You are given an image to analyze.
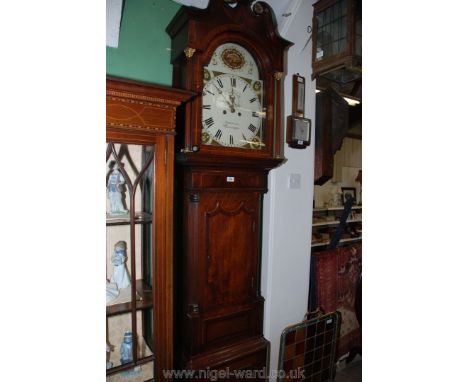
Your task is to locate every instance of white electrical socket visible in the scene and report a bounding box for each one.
[288,173,301,189]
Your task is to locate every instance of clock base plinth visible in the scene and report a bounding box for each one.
[181,337,270,381]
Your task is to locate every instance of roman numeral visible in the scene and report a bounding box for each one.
[230,135,234,145]
[252,111,259,117]
[216,78,224,88]
[243,84,247,92]
[205,89,214,95]
[248,124,256,133]
[249,97,256,103]
[204,117,214,128]
[215,129,222,139]
[231,77,236,87]
[203,105,211,110]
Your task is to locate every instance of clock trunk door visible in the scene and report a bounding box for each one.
[194,192,262,349]
[202,193,259,311]
[200,193,259,313]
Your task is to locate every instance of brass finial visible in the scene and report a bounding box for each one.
[184,47,196,58]
[253,2,265,15]
[274,72,284,80]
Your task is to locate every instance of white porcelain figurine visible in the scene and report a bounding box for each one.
[120,331,133,365]
[106,342,113,369]
[107,162,128,215]
[106,279,119,303]
[111,241,131,289]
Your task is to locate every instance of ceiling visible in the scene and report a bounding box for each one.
[171,0,319,24]
[171,0,295,12]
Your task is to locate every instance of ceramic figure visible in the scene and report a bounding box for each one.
[120,331,133,365]
[111,241,131,289]
[106,342,113,369]
[333,192,342,207]
[106,279,119,303]
[107,162,128,215]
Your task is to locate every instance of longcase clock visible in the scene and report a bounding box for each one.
[166,0,292,376]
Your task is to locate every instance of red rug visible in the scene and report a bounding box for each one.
[314,244,362,357]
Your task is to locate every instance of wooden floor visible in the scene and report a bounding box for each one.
[334,356,361,382]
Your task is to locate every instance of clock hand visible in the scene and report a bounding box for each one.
[231,87,239,105]
[228,87,240,113]
[213,84,235,112]
[229,94,236,111]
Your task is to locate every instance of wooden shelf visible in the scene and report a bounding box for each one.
[311,236,362,248]
[106,212,152,226]
[106,354,155,376]
[106,280,153,317]
[313,205,362,212]
[312,218,362,227]
[312,204,362,248]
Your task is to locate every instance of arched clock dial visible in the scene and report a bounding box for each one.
[202,42,264,149]
[202,74,262,148]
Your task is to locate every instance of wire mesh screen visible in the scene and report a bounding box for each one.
[277,311,341,382]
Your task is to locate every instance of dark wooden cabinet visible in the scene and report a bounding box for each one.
[311,0,362,100]
[314,87,349,185]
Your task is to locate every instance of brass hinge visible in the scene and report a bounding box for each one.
[187,304,200,315]
[189,193,200,203]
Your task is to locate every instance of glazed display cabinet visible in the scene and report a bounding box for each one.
[106,77,193,381]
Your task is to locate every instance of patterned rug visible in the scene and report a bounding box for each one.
[314,244,362,357]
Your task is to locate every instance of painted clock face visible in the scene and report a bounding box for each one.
[202,43,265,149]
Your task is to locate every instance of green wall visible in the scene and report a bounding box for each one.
[106,0,181,86]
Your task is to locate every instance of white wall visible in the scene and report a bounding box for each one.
[261,0,317,378]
